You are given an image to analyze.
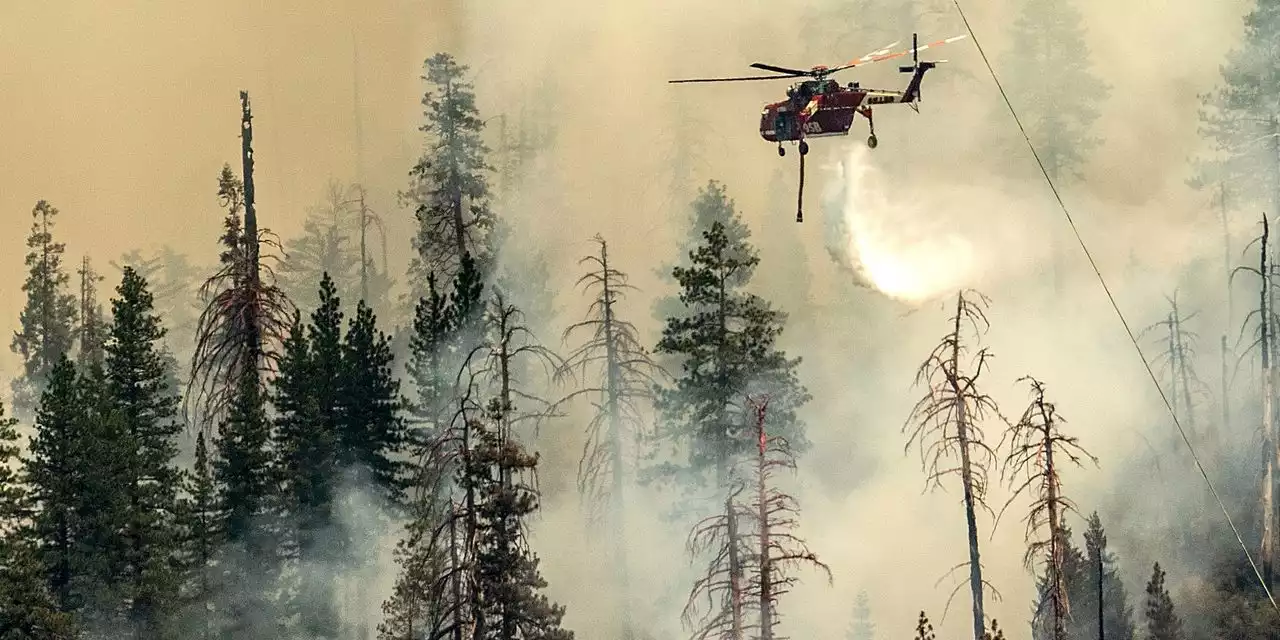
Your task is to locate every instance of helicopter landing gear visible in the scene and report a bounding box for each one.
[799,140,809,155]
[860,105,878,150]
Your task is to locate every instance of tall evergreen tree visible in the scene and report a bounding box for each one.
[76,255,107,372]
[1003,377,1097,640]
[998,0,1109,183]
[997,0,1109,292]
[468,400,574,640]
[340,298,409,503]
[274,275,346,639]
[651,181,753,330]
[1076,513,1135,640]
[847,590,875,640]
[652,191,810,493]
[25,357,127,626]
[177,431,221,639]
[278,180,364,310]
[11,200,79,420]
[402,53,499,300]
[0,398,74,637]
[1143,563,1182,640]
[1194,0,1280,215]
[111,245,204,356]
[104,266,186,636]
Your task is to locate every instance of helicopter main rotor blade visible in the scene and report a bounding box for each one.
[749,62,814,76]
[826,34,968,74]
[669,73,804,84]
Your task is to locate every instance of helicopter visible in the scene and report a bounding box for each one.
[668,33,966,222]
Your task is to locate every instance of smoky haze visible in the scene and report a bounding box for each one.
[0,0,1268,638]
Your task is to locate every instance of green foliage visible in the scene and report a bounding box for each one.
[25,358,129,625]
[1143,563,1183,640]
[997,0,1109,182]
[468,401,574,640]
[1195,0,1280,207]
[11,200,79,420]
[652,180,753,328]
[402,53,499,298]
[0,399,76,638]
[176,431,221,639]
[104,266,186,635]
[652,189,810,491]
[341,299,409,504]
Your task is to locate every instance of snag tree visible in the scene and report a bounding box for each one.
[557,234,667,638]
[903,290,1003,640]
[1000,376,1098,640]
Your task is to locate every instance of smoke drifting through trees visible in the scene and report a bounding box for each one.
[7,0,1280,638]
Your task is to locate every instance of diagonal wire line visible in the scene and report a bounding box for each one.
[947,0,1278,610]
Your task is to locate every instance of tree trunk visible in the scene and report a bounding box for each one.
[600,241,633,638]
[727,495,744,640]
[1261,215,1275,588]
[756,412,773,640]
[951,293,986,640]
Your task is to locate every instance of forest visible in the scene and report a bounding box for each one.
[3,1,1280,639]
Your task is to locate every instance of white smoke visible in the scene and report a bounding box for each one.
[820,143,1036,305]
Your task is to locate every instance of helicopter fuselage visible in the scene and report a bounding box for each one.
[759,85,867,143]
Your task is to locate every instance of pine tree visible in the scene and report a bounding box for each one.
[381,256,489,639]
[25,357,128,624]
[76,256,107,372]
[682,488,751,640]
[103,266,187,636]
[743,396,831,640]
[1029,526,1084,640]
[10,200,79,420]
[1143,563,1182,640]
[111,245,204,356]
[997,0,1109,293]
[340,298,409,504]
[0,399,75,637]
[1194,0,1280,214]
[188,104,295,633]
[653,192,810,493]
[998,0,1108,183]
[210,370,282,639]
[847,590,874,640]
[652,181,753,332]
[177,431,221,639]
[278,180,364,310]
[402,53,499,299]
[469,400,574,640]
[274,276,345,639]
[1077,513,1135,640]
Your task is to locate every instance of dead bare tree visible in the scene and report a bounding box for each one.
[463,290,566,450]
[382,372,487,640]
[184,92,294,431]
[999,376,1098,640]
[743,395,831,640]
[556,234,669,638]
[683,486,753,640]
[1142,290,1213,445]
[904,289,1003,640]
[1230,213,1280,587]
